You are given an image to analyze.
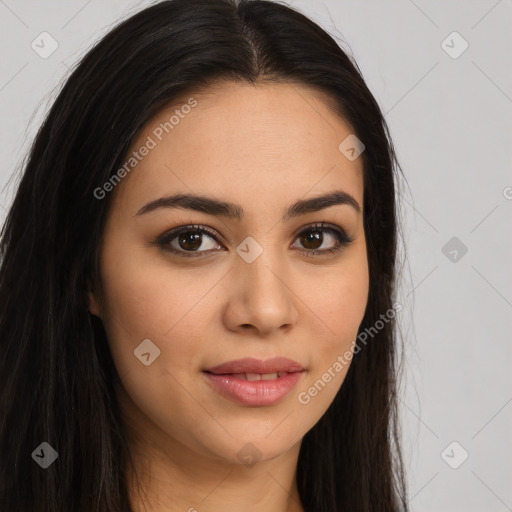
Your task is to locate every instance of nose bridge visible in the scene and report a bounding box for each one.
[231,237,298,330]
[244,248,283,287]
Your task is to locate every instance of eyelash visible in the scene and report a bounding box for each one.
[154,222,353,259]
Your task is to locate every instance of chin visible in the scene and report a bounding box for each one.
[198,428,301,467]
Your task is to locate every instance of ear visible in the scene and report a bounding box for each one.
[86,279,102,318]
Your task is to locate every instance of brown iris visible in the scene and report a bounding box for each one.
[300,230,323,250]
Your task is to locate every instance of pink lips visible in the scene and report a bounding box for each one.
[203,357,305,406]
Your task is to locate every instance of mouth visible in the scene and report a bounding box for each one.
[202,357,306,407]
[207,371,291,381]
[204,356,305,375]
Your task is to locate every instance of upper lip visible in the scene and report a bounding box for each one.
[204,357,305,375]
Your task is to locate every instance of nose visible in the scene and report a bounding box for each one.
[222,248,300,337]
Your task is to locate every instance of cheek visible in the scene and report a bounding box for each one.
[296,246,369,406]
[97,243,211,379]
[306,246,369,347]
[331,270,369,342]
[97,257,217,444]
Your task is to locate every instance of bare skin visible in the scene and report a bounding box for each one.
[88,81,369,512]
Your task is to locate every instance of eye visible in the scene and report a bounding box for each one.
[155,222,353,258]
[291,222,353,256]
[155,224,223,257]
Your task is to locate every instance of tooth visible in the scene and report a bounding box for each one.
[245,373,262,381]
[232,373,247,380]
[261,373,278,380]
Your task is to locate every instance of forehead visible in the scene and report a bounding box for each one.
[111,81,364,219]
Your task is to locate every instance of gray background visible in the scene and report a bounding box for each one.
[1,1,511,510]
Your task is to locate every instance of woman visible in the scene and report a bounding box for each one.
[0,0,409,510]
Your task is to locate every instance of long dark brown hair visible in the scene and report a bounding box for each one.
[0,0,409,510]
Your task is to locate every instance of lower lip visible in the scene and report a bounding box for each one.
[203,371,304,406]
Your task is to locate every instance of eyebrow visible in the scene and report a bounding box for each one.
[135,190,361,220]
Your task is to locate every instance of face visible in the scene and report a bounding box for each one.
[89,81,369,469]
